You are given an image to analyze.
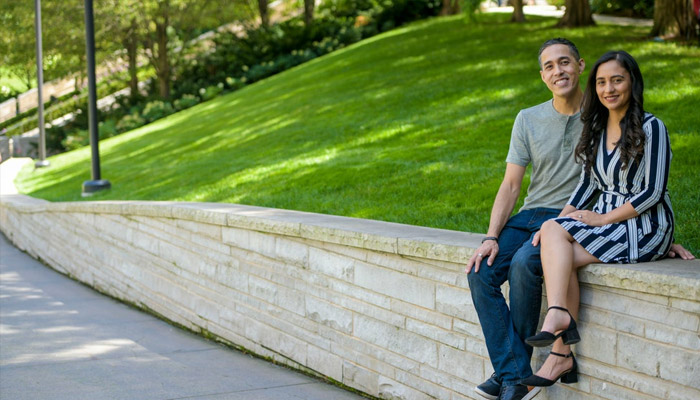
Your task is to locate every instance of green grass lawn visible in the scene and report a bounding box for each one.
[15,13,700,253]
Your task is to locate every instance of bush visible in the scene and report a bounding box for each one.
[198,85,223,102]
[590,0,654,18]
[116,113,146,132]
[173,94,200,111]
[141,100,175,122]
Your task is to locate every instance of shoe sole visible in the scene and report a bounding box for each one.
[474,387,499,400]
[522,386,542,400]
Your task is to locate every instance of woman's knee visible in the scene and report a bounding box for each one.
[540,220,567,242]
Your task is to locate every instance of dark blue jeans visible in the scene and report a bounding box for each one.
[467,208,560,386]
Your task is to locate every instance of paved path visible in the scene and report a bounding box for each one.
[0,232,365,400]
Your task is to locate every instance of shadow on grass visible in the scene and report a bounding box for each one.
[19,14,700,251]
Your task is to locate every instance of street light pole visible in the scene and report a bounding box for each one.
[34,0,49,168]
[81,0,110,196]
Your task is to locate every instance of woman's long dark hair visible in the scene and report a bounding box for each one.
[577,51,645,172]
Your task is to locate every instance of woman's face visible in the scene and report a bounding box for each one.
[595,60,632,115]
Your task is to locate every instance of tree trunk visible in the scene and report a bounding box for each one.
[258,0,269,27]
[557,0,595,27]
[510,0,525,22]
[125,20,139,99]
[156,20,170,99]
[303,0,314,25]
[440,0,461,15]
[652,0,698,40]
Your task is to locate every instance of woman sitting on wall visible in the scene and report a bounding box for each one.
[521,50,680,387]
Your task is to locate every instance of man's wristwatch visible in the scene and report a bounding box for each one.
[482,236,498,244]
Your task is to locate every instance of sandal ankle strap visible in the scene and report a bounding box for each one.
[550,351,574,358]
[547,306,569,312]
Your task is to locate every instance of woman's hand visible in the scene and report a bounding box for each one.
[667,243,696,260]
[566,210,608,227]
[532,231,541,247]
[465,240,499,274]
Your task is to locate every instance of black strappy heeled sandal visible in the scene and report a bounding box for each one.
[525,306,580,347]
[520,351,578,387]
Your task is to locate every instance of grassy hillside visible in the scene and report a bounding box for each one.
[15,13,700,252]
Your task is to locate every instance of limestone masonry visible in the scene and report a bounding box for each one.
[1,194,698,400]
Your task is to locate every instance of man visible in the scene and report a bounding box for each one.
[465,38,692,400]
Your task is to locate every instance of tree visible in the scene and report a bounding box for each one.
[258,0,269,27]
[510,0,525,23]
[440,0,461,16]
[303,0,314,25]
[652,0,698,40]
[557,0,595,27]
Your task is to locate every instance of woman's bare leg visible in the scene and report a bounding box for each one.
[538,221,598,334]
[532,273,580,380]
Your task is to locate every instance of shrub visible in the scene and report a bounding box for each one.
[141,100,174,122]
[198,85,223,102]
[590,0,654,18]
[116,113,146,132]
[173,94,200,111]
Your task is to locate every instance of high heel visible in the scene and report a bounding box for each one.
[525,306,580,347]
[520,351,578,387]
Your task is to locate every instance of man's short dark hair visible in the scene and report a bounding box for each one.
[538,38,580,69]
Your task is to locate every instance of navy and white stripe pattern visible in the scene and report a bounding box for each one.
[555,113,674,263]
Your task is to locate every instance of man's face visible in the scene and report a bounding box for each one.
[539,44,584,99]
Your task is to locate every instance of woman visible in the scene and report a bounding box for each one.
[520,50,675,387]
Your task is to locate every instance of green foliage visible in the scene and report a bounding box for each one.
[116,113,145,132]
[15,14,700,252]
[590,0,654,19]
[173,94,200,111]
[141,100,175,123]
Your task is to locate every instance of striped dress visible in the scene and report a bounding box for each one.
[554,113,674,263]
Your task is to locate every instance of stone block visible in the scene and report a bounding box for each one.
[575,325,617,365]
[438,344,483,381]
[579,306,644,337]
[227,213,301,237]
[581,287,699,331]
[617,333,700,389]
[300,223,398,254]
[378,376,433,400]
[436,284,478,324]
[644,320,700,350]
[397,238,470,264]
[275,236,309,266]
[305,295,353,334]
[327,279,391,309]
[406,318,465,350]
[221,226,250,249]
[308,247,354,281]
[354,261,435,309]
[246,230,277,258]
[394,369,454,400]
[343,361,379,395]
[589,379,659,400]
[354,315,438,368]
[174,219,221,239]
[390,298,452,330]
[307,345,343,382]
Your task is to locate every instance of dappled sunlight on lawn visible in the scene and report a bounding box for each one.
[15,13,700,250]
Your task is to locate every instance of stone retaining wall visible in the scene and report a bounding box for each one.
[1,194,698,400]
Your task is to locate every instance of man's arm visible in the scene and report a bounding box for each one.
[466,163,525,273]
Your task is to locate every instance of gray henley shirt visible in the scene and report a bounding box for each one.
[506,99,583,211]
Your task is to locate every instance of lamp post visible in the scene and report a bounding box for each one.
[81,0,110,196]
[34,0,49,168]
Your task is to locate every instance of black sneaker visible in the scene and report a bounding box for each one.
[474,373,501,400]
[499,384,541,400]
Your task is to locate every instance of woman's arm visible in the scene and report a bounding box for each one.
[628,117,671,214]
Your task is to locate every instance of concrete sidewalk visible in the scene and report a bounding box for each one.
[0,232,366,400]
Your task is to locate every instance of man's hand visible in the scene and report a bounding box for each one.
[466,240,499,274]
[566,209,607,227]
[532,230,541,247]
[667,243,696,260]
